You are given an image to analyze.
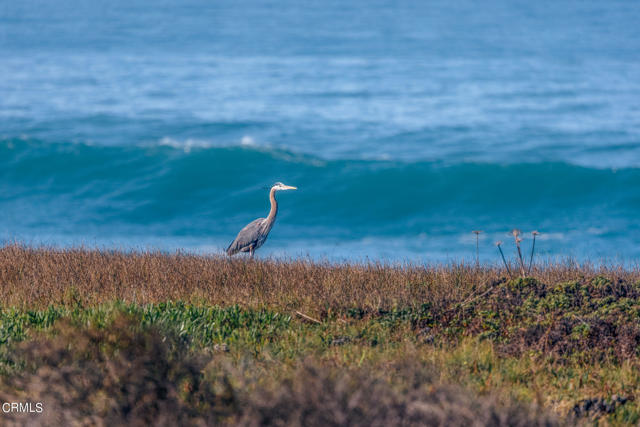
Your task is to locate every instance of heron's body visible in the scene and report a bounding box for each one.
[226,182,296,257]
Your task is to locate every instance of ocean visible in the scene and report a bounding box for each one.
[1,0,640,263]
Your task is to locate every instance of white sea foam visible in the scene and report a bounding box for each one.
[157,135,263,153]
[240,135,256,146]
[536,232,565,241]
[158,137,215,153]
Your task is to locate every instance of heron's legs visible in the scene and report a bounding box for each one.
[249,246,255,258]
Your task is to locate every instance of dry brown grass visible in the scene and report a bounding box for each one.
[1,244,639,316]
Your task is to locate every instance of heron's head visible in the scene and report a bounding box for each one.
[272,182,297,191]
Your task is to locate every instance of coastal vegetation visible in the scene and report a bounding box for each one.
[1,245,640,425]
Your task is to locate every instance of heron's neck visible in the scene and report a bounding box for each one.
[266,188,278,223]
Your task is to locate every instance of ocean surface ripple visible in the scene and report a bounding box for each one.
[1,0,640,261]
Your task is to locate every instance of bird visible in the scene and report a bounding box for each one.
[226,182,297,257]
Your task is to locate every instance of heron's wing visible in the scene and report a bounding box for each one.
[226,218,265,255]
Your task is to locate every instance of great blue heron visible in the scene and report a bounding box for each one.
[226,182,297,257]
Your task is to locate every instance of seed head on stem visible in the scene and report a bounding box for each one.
[512,231,526,277]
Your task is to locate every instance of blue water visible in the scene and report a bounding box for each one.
[1,0,640,262]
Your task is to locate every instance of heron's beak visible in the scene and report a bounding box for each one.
[283,185,297,190]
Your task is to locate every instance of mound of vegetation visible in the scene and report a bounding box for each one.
[0,314,557,426]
